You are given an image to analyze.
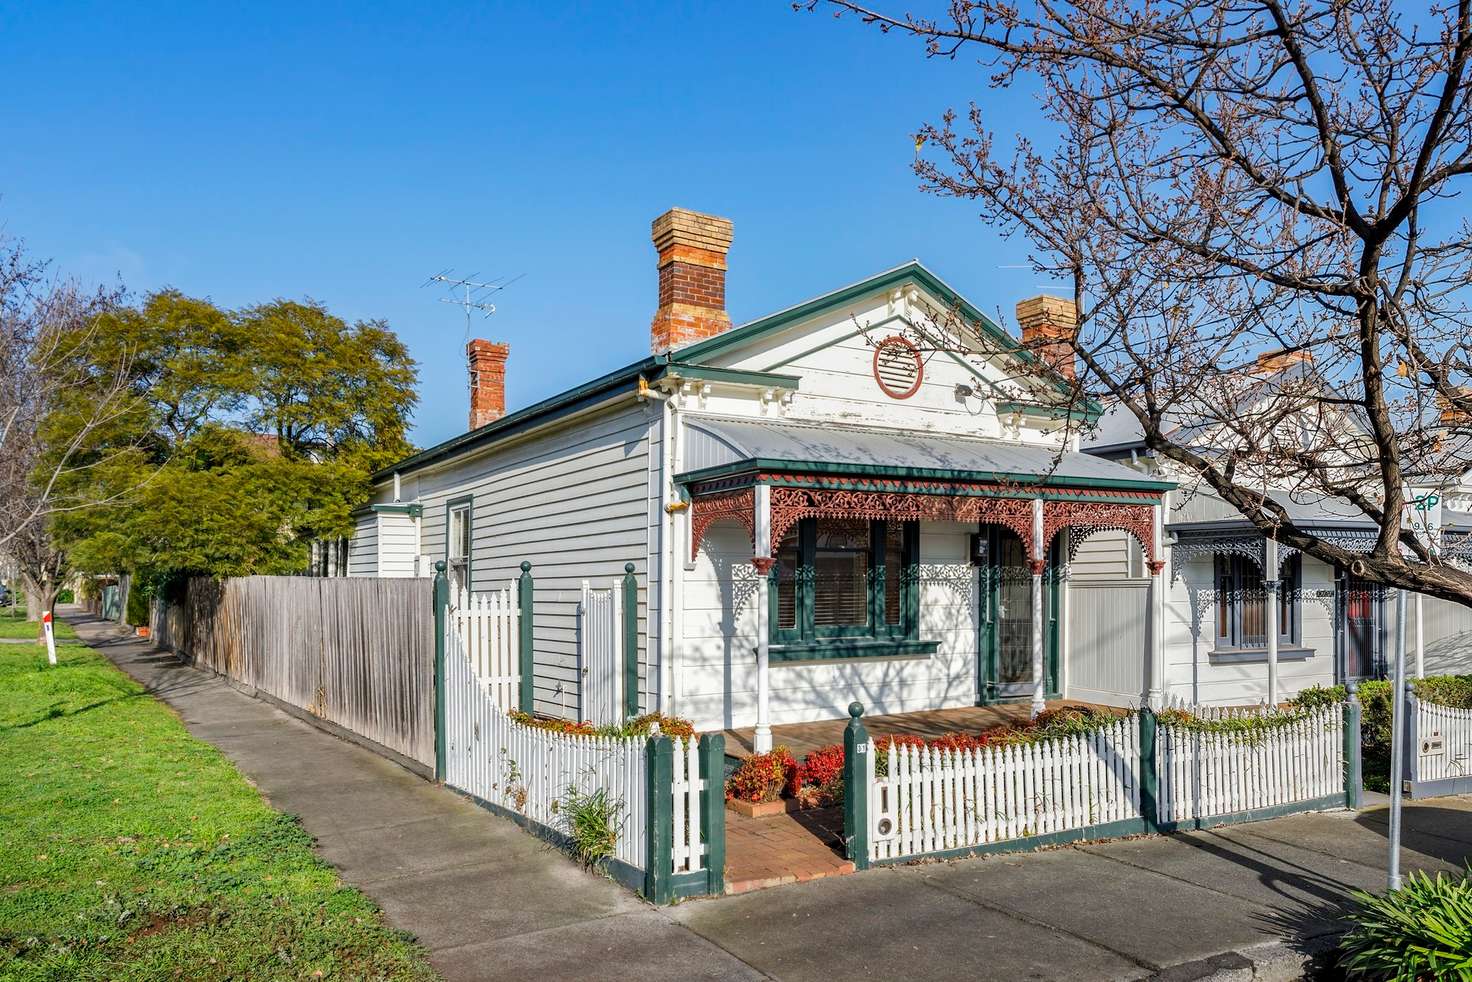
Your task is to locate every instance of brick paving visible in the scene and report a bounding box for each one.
[724,805,854,894]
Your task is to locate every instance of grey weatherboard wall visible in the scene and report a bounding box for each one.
[411,399,658,719]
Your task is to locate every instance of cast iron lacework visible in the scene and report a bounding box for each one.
[910,563,978,599]
[1046,501,1158,568]
[688,486,754,560]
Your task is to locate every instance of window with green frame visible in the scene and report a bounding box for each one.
[770,517,929,657]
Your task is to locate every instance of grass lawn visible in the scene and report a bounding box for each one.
[0,615,77,642]
[0,639,438,981]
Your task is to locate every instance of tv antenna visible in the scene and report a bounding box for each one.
[422,269,524,340]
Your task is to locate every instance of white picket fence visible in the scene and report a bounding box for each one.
[1408,696,1472,785]
[443,622,648,869]
[453,585,519,711]
[867,718,1141,862]
[579,580,623,727]
[1156,705,1343,823]
[670,736,708,875]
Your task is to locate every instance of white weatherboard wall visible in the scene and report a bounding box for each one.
[347,512,378,577]
[1164,555,1338,706]
[1423,596,1472,676]
[377,512,419,577]
[410,400,657,719]
[1067,581,1149,707]
[677,520,978,731]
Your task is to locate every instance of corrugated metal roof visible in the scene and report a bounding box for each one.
[683,417,1166,487]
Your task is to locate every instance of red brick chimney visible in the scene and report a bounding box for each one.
[467,339,509,430]
[1016,296,1078,380]
[650,207,734,353]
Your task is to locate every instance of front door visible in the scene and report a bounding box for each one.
[1338,573,1382,681]
[978,526,1059,703]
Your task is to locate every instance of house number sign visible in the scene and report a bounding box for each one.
[872,335,923,399]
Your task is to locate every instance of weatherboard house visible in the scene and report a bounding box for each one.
[344,207,1471,749]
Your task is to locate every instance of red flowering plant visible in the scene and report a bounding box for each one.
[509,711,597,736]
[792,744,846,808]
[724,745,797,803]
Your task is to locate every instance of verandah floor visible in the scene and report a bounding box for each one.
[722,701,1076,761]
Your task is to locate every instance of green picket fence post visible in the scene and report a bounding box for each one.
[517,561,534,714]
[842,702,871,870]
[622,562,639,719]
[1139,706,1159,833]
[1344,682,1363,810]
[644,732,674,904]
[697,732,726,896]
[432,560,449,782]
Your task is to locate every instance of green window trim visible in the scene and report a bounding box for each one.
[445,495,474,593]
[769,518,926,649]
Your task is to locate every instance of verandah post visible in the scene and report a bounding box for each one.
[433,560,449,782]
[644,733,675,904]
[517,561,534,714]
[623,562,639,719]
[842,702,871,870]
[1344,682,1363,810]
[1139,706,1159,833]
[697,733,726,896]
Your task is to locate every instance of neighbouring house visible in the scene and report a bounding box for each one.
[1079,363,1472,707]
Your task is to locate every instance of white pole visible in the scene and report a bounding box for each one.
[1148,502,1166,708]
[753,484,773,754]
[1388,588,1408,891]
[1414,592,1425,680]
[1030,498,1045,718]
[42,610,57,667]
[1265,538,1280,706]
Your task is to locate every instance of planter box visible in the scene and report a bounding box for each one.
[726,797,802,818]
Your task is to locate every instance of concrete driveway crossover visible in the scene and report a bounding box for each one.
[69,610,1472,982]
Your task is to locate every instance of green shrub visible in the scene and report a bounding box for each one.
[125,583,152,627]
[56,588,74,604]
[1339,867,1472,980]
[557,784,625,869]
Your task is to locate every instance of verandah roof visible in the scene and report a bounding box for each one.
[677,417,1174,493]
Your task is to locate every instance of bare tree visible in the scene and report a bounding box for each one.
[0,236,133,627]
[807,0,1472,604]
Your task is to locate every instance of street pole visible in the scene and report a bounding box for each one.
[1387,587,1408,892]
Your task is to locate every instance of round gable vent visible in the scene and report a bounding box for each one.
[872,335,923,400]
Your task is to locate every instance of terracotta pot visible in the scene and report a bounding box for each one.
[135,626,150,638]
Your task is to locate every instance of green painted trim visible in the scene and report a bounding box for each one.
[996,400,1101,424]
[1139,708,1159,833]
[447,786,645,895]
[662,363,800,389]
[698,734,726,897]
[872,817,1149,867]
[372,354,668,481]
[622,563,639,718]
[842,704,871,870]
[671,261,1095,410]
[676,459,1174,495]
[432,561,449,781]
[1154,795,1346,833]
[370,503,424,517]
[669,870,714,900]
[517,562,535,713]
[769,639,941,663]
[644,735,675,905]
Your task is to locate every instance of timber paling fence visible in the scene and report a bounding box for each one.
[846,699,1360,868]
[155,576,436,768]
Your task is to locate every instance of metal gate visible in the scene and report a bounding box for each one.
[579,580,623,726]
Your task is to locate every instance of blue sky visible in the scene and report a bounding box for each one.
[2,2,1054,448]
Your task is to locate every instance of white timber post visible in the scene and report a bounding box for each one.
[1030,497,1046,718]
[753,483,773,754]
[1265,537,1280,706]
[1147,501,1166,708]
[1058,529,1071,701]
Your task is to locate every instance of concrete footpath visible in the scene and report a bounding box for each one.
[71,610,1472,981]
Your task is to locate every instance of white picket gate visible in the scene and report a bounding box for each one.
[670,736,707,874]
[1155,705,1343,823]
[443,621,648,869]
[867,718,1141,862]
[452,585,520,711]
[1407,695,1472,797]
[579,580,623,727]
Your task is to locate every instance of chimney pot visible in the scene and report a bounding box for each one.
[467,339,510,430]
[1015,295,1078,380]
[650,207,734,353]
